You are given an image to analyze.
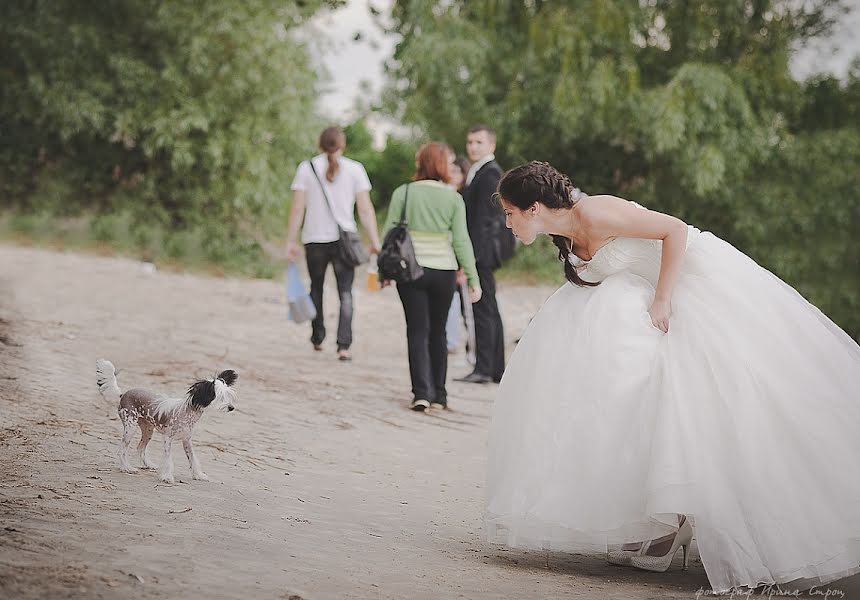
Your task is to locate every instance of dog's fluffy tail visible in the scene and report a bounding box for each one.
[96,359,122,404]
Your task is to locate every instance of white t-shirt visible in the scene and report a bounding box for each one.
[291,154,372,244]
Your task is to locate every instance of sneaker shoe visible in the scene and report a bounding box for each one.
[428,402,447,411]
[410,399,430,412]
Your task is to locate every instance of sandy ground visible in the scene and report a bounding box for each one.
[1,243,857,600]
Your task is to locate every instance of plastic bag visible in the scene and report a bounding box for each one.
[285,262,317,323]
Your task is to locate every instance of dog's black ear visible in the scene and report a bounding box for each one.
[217,369,238,387]
[187,379,216,407]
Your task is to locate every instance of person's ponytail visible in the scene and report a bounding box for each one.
[326,152,339,182]
[318,126,346,182]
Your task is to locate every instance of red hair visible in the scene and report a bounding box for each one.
[413,142,451,183]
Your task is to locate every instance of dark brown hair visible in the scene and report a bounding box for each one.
[451,155,471,193]
[497,161,598,287]
[467,124,496,143]
[319,126,346,182]
[413,142,451,183]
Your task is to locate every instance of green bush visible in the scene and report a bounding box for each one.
[497,237,565,286]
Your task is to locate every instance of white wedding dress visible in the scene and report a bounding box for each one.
[484,208,860,593]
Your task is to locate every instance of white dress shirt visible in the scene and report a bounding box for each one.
[466,153,495,186]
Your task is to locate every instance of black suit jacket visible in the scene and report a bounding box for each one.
[462,160,513,270]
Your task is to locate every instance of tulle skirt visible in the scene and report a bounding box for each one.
[484,232,860,593]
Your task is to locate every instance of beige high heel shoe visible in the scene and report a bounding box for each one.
[629,516,693,572]
[607,516,693,568]
[607,546,639,566]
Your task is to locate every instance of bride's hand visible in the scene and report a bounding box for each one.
[648,299,671,333]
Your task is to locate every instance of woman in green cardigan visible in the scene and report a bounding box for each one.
[383,143,482,412]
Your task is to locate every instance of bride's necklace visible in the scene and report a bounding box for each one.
[566,208,592,261]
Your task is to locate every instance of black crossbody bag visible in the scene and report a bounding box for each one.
[377,184,424,283]
[308,159,369,267]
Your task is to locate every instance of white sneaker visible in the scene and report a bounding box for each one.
[410,399,430,412]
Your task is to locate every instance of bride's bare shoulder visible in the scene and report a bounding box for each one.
[576,194,631,225]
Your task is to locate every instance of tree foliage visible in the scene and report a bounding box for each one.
[384,0,860,337]
[343,119,418,213]
[1,1,342,231]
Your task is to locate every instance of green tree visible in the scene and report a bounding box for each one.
[343,119,418,213]
[1,0,342,232]
[383,0,860,337]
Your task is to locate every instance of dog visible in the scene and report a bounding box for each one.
[96,359,237,483]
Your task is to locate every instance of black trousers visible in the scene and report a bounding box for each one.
[396,268,457,404]
[473,264,505,381]
[305,242,355,350]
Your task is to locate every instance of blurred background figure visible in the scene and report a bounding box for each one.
[383,142,481,412]
[286,126,381,362]
[448,154,471,193]
[446,154,472,355]
[455,125,514,384]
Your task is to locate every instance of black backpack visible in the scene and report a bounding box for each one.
[377,184,424,284]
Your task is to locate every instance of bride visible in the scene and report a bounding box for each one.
[483,161,860,593]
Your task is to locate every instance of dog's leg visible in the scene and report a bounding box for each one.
[118,419,138,474]
[183,438,209,481]
[137,425,157,470]
[158,436,175,483]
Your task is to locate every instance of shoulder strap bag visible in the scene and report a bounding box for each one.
[308,159,368,268]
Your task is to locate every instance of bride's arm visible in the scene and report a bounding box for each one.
[582,196,688,332]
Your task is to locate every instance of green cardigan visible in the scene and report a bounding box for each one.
[383,180,479,289]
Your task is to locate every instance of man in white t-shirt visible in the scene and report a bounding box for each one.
[286,127,381,361]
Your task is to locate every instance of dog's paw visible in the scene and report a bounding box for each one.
[121,467,139,474]
[141,464,157,471]
[159,474,175,484]
[193,472,210,481]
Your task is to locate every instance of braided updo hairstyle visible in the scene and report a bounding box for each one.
[497,161,598,287]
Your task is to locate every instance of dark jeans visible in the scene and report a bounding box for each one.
[473,264,505,381]
[305,242,355,350]
[396,268,457,404]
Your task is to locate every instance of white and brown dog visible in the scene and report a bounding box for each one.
[96,359,237,483]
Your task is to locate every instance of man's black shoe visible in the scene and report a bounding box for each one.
[454,372,493,384]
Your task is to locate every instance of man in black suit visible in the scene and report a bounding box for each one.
[455,124,514,384]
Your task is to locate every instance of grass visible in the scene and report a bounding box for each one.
[0,211,284,280]
[0,210,564,285]
[496,235,566,286]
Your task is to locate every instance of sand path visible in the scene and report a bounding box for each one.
[1,244,854,599]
